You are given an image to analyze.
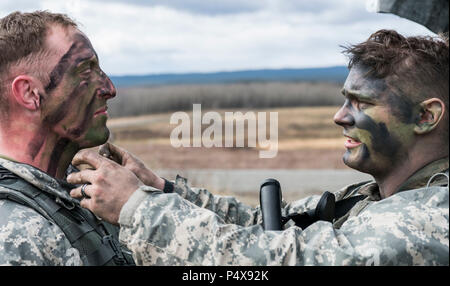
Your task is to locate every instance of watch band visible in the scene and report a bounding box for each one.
[163,178,174,193]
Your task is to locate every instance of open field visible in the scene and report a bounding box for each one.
[107,106,347,169]
[108,81,344,117]
[105,106,374,206]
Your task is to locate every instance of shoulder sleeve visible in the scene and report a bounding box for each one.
[118,187,449,266]
[0,199,83,266]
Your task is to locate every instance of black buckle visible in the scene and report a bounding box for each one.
[102,235,126,264]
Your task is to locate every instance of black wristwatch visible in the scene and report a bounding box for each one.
[163,178,174,193]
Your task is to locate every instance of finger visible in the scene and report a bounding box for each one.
[102,142,127,164]
[72,149,107,169]
[70,183,92,199]
[67,168,96,185]
[98,143,112,159]
[79,196,93,210]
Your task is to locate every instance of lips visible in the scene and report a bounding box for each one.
[94,106,108,117]
[344,135,362,149]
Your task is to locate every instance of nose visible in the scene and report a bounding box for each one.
[334,103,354,127]
[98,74,117,100]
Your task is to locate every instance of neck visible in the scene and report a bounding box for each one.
[0,121,80,179]
[374,160,415,199]
[374,151,447,199]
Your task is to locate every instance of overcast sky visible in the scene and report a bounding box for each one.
[0,0,437,76]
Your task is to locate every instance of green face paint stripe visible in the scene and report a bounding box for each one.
[65,92,97,137]
[45,34,96,93]
[47,138,71,176]
[45,42,78,93]
[43,80,86,125]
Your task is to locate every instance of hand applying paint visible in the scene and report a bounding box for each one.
[67,148,144,224]
[98,142,165,191]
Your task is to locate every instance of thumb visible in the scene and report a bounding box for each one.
[99,142,127,165]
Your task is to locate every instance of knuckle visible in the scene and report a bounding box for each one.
[97,172,106,183]
[92,186,101,196]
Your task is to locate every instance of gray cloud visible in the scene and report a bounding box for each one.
[0,0,437,76]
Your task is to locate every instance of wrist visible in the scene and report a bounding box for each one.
[135,167,157,186]
[153,176,165,191]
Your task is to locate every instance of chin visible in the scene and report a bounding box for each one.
[79,127,110,148]
[342,145,373,174]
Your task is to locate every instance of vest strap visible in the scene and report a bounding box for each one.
[0,167,135,266]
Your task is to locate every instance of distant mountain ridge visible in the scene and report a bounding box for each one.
[110,66,348,87]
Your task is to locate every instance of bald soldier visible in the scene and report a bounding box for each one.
[0,11,135,265]
[67,30,449,266]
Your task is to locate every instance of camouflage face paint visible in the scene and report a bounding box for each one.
[335,65,417,177]
[25,28,115,177]
[41,31,115,146]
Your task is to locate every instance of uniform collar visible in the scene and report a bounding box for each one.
[0,157,79,205]
[357,157,449,201]
[396,157,449,192]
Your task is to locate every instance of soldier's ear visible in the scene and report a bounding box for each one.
[414,98,445,135]
[11,75,43,111]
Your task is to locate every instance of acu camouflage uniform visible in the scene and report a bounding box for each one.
[118,158,449,266]
[0,157,133,266]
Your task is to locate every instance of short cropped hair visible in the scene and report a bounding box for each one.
[343,29,449,142]
[0,11,77,117]
[342,29,449,109]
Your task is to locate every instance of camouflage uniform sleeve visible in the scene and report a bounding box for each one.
[169,176,362,227]
[0,200,83,266]
[169,176,321,227]
[118,186,449,266]
[168,176,262,226]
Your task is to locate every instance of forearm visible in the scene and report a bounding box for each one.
[118,188,291,265]
[118,186,449,266]
[117,189,365,266]
[166,175,262,226]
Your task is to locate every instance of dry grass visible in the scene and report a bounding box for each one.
[107,106,347,169]
[101,105,364,205]
[108,81,344,117]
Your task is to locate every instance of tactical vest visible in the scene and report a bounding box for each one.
[0,167,135,266]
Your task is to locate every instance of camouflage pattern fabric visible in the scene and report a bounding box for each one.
[118,158,449,265]
[0,157,83,265]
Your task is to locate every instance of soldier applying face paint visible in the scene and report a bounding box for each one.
[66,30,449,265]
[0,11,134,265]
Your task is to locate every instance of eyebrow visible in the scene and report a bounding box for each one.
[75,53,98,67]
[341,88,377,101]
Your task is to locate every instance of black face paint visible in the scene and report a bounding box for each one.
[386,92,416,124]
[343,143,370,165]
[66,92,97,137]
[45,34,96,94]
[355,112,402,158]
[47,137,71,176]
[45,43,77,93]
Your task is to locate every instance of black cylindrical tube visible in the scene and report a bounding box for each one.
[260,178,282,231]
